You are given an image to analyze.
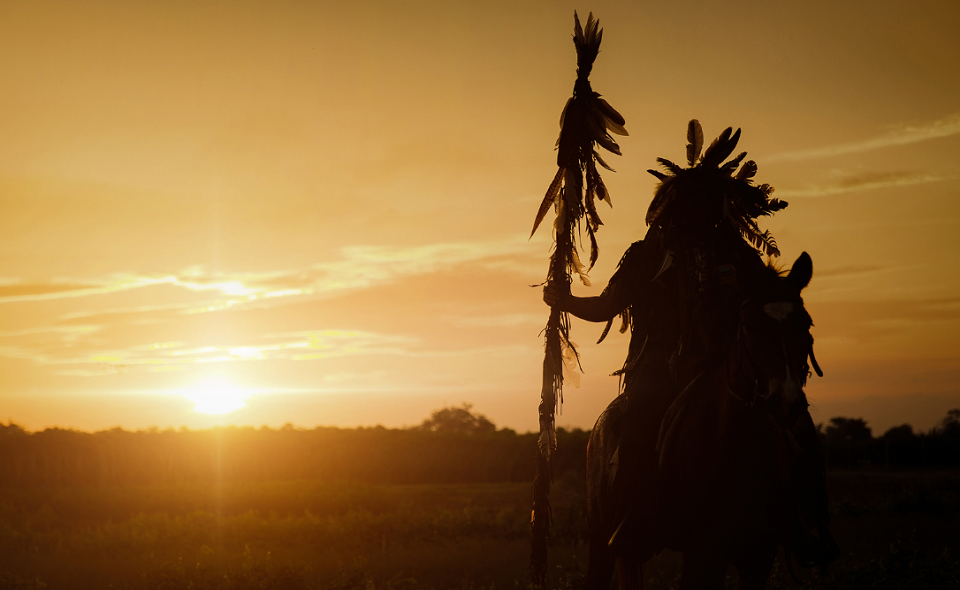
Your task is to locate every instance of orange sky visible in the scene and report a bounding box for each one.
[1,0,958,434]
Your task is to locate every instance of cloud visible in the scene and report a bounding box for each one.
[811,296,960,352]
[0,327,421,374]
[776,172,945,198]
[0,237,542,377]
[767,113,960,162]
[0,275,265,304]
[0,282,97,298]
[814,265,889,279]
[0,237,536,311]
[304,237,536,296]
[0,325,103,340]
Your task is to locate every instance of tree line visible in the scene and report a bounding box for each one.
[0,404,588,488]
[1,405,957,488]
[820,409,960,469]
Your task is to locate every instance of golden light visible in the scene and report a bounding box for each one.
[183,379,251,415]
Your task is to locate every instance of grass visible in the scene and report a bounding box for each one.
[0,470,957,589]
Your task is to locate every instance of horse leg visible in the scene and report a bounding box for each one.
[679,552,726,590]
[733,547,776,590]
[616,552,644,590]
[585,529,617,590]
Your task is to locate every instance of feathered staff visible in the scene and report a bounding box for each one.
[529,12,626,585]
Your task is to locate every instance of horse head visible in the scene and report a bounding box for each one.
[737,252,820,429]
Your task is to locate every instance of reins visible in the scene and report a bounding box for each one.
[726,297,822,408]
[723,300,759,407]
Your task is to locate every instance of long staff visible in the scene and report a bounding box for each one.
[529,12,626,585]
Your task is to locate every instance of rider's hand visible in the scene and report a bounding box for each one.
[543,283,569,310]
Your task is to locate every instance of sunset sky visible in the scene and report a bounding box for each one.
[1,0,957,434]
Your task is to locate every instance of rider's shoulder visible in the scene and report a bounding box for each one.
[613,240,647,273]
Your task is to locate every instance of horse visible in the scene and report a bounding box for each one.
[585,252,829,590]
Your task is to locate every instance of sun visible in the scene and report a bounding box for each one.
[183,379,250,415]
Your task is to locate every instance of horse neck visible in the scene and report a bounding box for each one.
[722,332,755,408]
[714,332,767,446]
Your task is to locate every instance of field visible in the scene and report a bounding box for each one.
[1,470,958,590]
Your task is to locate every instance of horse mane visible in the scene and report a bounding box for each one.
[764,258,787,278]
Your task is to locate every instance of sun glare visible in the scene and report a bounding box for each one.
[183,379,250,415]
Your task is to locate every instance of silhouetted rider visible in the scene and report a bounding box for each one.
[544,122,837,565]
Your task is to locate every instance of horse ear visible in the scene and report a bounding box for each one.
[787,252,813,293]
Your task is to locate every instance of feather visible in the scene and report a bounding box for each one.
[594,151,615,172]
[732,214,781,257]
[735,160,758,180]
[600,112,628,137]
[595,173,612,206]
[766,197,788,211]
[538,423,555,455]
[721,151,747,173]
[758,229,780,257]
[686,119,703,166]
[553,183,569,232]
[558,97,572,130]
[569,247,591,286]
[809,346,823,377]
[702,127,741,168]
[656,157,683,174]
[701,127,731,165]
[573,12,601,77]
[645,183,675,226]
[586,112,619,153]
[647,169,668,181]
[597,97,626,129]
[584,167,603,232]
[587,225,600,269]
[560,338,582,387]
[596,319,613,344]
[595,132,621,156]
[531,168,564,237]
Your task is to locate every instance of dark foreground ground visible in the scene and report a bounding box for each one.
[1,470,957,590]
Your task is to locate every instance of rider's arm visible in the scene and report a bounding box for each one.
[543,281,627,323]
[542,239,645,323]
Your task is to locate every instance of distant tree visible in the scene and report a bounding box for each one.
[824,417,872,443]
[927,408,960,467]
[823,417,872,468]
[418,403,496,435]
[933,408,960,437]
[0,422,27,437]
[880,424,921,467]
[882,424,915,440]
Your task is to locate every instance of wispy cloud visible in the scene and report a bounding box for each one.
[0,237,536,311]
[0,282,98,298]
[0,328,420,373]
[776,172,945,198]
[0,237,541,377]
[0,275,264,304]
[768,113,960,162]
[305,237,535,296]
[814,265,889,279]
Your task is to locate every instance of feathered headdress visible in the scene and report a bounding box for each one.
[646,120,787,256]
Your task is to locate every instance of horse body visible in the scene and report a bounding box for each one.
[586,253,821,590]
